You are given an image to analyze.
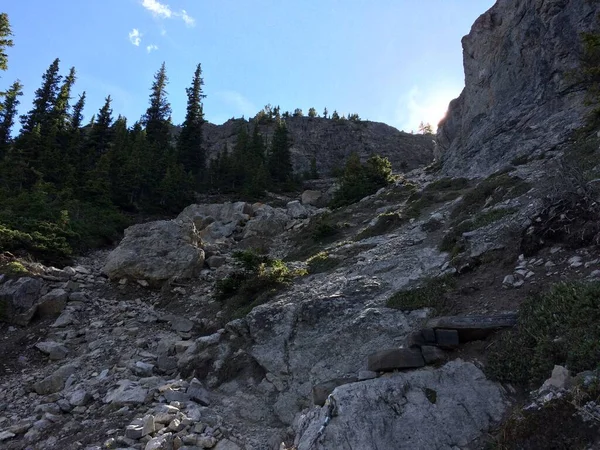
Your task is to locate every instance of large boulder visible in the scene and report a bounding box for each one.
[294,360,507,450]
[103,220,204,283]
[243,205,289,238]
[0,277,43,325]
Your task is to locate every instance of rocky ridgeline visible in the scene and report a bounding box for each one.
[201,117,435,176]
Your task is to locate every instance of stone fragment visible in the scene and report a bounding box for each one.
[50,311,76,328]
[145,433,173,450]
[312,377,358,406]
[214,439,241,450]
[541,365,571,391]
[187,378,211,406]
[33,364,78,395]
[206,256,226,269]
[287,200,308,219]
[170,316,194,333]
[426,314,517,342]
[163,388,189,403]
[301,190,324,206]
[68,292,88,302]
[37,289,68,317]
[0,431,16,441]
[35,341,69,360]
[0,277,43,325]
[157,355,178,372]
[104,380,148,405]
[421,345,447,364]
[68,389,92,407]
[367,348,425,372]
[434,329,460,348]
[133,361,155,377]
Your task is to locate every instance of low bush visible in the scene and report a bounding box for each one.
[330,153,393,208]
[215,249,306,318]
[306,252,340,274]
[386,275,456,313]
[486,281,600,386]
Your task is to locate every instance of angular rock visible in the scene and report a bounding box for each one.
[104,380,148,405]
[421,345,447,365]
[187,378,210,406]
[103,220,205,283]
[434,329,460,348]
[301,190,324,206]
[68,389,92,407]
[133,361,155,377]
[36,289,68,317]
[541,365,572,391]
[295,360,507,450]
[50,311,76,328]
[35,341,69,360]
[206,255,226,269]
[0,277,43,325]
[287,200,308,219]
[33,364,78,395]
[169,316,194,333]
[145,433,173,450]
[68,292,88,302]
[312,377,357,406]
[367,348,425,372]
[243,205,289,238]
[214,440,241,450]
[426,314,517,342]
[0,431,15,441]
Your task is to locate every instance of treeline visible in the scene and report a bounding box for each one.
[0,13,296,262]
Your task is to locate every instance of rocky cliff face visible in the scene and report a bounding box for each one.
[438,0,600,178]
[203,117,435,176]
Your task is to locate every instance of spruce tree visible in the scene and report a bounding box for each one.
[20,58,62,134]
[268,120,293,185]
[0,80,23,157]
[177,63,206,186]
[0,12,14,100]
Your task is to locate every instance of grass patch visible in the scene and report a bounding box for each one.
[450,173,530,223]
[486,281,600,387]
[306,252,340,274]
[0,259,31,277]
[439,208,518,256]
[386,274,457,313]
[215,249,306,318]
[488,383,600,449]
[356,212,406,240]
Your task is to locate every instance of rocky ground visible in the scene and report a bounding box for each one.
[2,159,600,449]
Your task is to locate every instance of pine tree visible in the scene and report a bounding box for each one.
[177,63,206,186]
[308,107,317,118]
[88,95,114,159]
[67,92,86,185]
[0,80,23,157]
[20,58,62,134]
[331,110,340,120]
[0,12,14,100]
[144,62,171,149]
[268,120,293,184]
[323,107,328,119]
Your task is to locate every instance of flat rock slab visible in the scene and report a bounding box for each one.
[435,329,460,348]
[426,314,517,342]
[368,348,425,372]
[312,377,357,406]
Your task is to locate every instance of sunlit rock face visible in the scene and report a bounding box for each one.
[438,0,600,178]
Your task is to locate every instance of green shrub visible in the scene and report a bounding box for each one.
[330,153,393,208]
[386,275,456,313]
[425,177,469,192]
[439,208,518,255]
[306,252,340,274]
[311,215,341,241]
[450,173,530,223]
[215,250,306,318]
[487,281,600,386]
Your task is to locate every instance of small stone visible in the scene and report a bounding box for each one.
[0,431,16,441]
[145,433,173,450]
[170,316,194,333]
[421,345,447,364]
[50,311,76,328]
[206,256,226,269]
[367,348,425,372]
[168,418,184,432]
[357,370,378,381]
[133,361,155,377]
[589,270,600,278]
[502,275,515,287]
[69,292,88,302]
[541,365,571,391]
[434,329,460,348]
[568,256,583,268]
[137,279,150,287]
[68,389,92,407]
[187,378,210,406]
[35,341,69,360]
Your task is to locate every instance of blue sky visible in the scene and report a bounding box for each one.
[2,0,495,132]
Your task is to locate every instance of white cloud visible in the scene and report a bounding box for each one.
[139,0,196,27]
[146,44,159,53]
[128,28,142,46]
[216,90,257,118]
[141,0,172,18]
[180,10,195,27]
[395,86,460,133]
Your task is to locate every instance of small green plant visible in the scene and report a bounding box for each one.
[386,275,456,313]
[450,173,530,223]
[487,281,600,386]
[311,215,340,241]
[439,208,518,255]
[215,249,305,318]
[306,252,340,274]
[1,260,30,276]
